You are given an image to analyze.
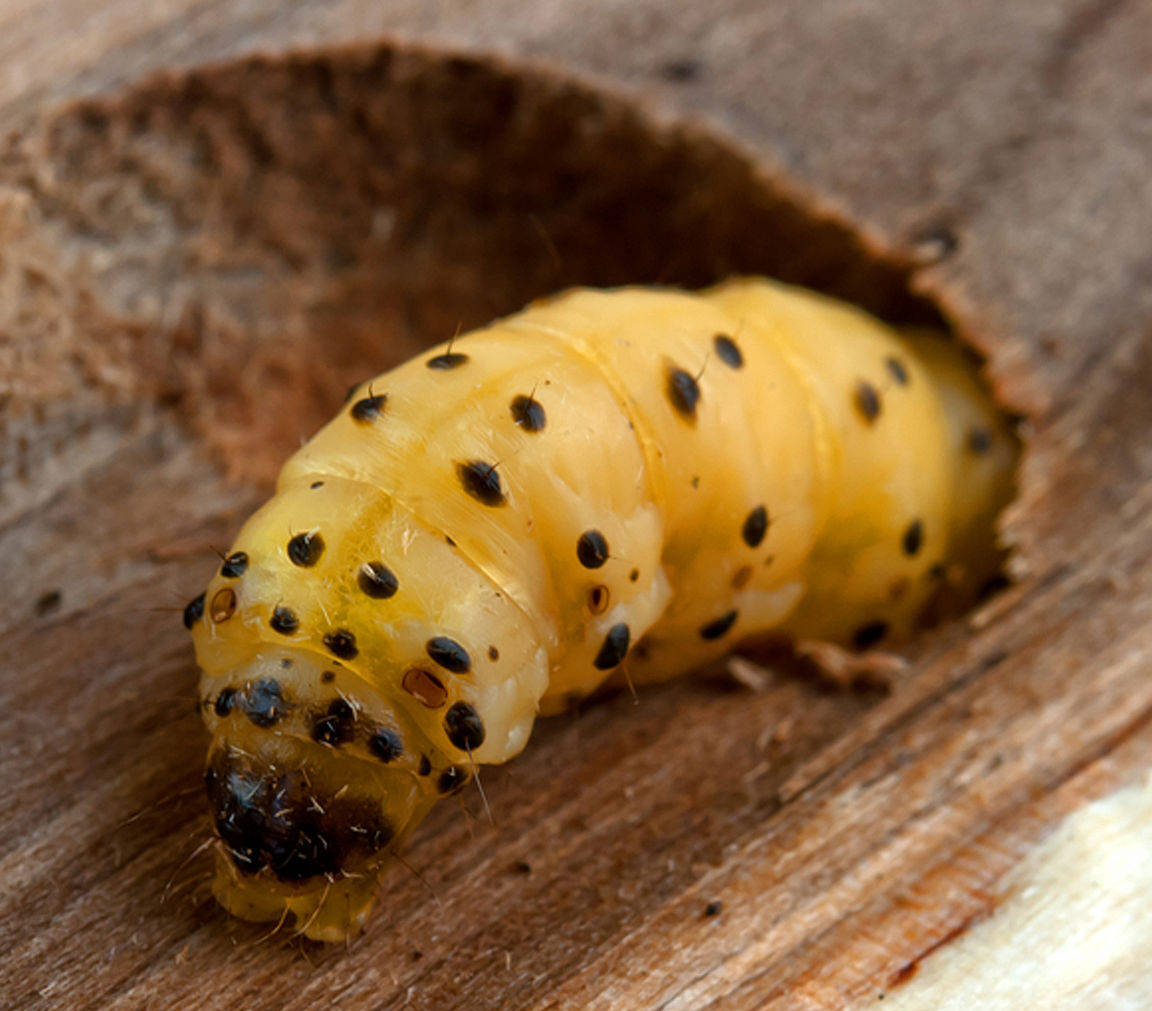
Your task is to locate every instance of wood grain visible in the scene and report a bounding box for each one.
[1,3,1150,1009]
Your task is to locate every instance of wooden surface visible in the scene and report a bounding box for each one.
[2,2,1151,1009]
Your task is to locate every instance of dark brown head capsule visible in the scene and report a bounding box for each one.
[205,749,394,882]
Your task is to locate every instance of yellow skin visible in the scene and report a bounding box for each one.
[186,278,1016,940]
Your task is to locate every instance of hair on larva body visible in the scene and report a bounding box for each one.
[186,277,1017,940]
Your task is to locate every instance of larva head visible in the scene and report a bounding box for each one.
[187,478,548,940]
[199,651,438,940]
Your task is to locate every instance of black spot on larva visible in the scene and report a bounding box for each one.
[742,505,769,548]
[310,480,324,490]
[287,530,325,567]
[183,592,206,629]
[629,568,640,583]
[427,351,469,370]
[510,394,546,432]
[280,658,293,668]
[214,687,237,718]
[444,701,486,752]
[488,645,499,661]
[369,727,404,763]
[426,636,471,674]
[242,678,286,727]
[438,766,469,795]
[417,754,432,776]
[852,621,890,650]
[588,584,611,615]
[968,426,993,454]
[854,381,882,424]
[456,460,506,507]
[713,334,744,369]
[699,610,738,641]
[928,562,948,582]
[577,529,609,569]
[358,561,399,599]
[445,535,457,548]
[205,750,394,882]
[269,605,299,635]
[704,900,723,918]
[885,357,910,385]
[321,670,336,684]
[211,588,237,623]
[220,552,248,578]
[902,520,924,557]
[324,629,358,660]
[593,623,631,670]
[732,565,753,590]
[312,698,355,746]
[665,364,701,421]
[351,393,388,423]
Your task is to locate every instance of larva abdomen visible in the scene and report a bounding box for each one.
[188,277,1016,939]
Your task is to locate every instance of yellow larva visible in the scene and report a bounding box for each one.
[184,277,1017,940]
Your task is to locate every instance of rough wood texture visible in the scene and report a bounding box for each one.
[1,3,1151,1009]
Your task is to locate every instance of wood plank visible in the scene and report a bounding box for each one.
[1,3,1150,1009]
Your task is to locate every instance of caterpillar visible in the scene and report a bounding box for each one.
[185,277,1016,940]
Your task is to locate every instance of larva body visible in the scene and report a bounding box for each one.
[186,278,1016,940]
